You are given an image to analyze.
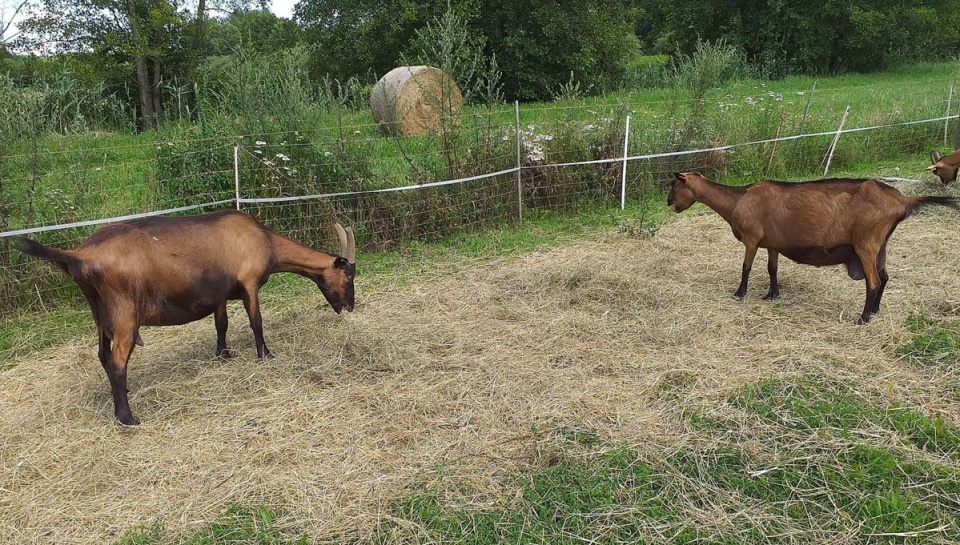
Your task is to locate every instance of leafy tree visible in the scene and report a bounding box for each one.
[206,9,302,55]
[475,0,638,100]
[638,0,960,76]
[296,0,639,101]
[15,0,189,129]
[12,0,267,129]
[296,0,450,83]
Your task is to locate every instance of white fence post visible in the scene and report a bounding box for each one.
[515,100,522,224]
[823,106,850,176]
[945,83,954,147]
[620,115,630,210]
[234,144,241,211]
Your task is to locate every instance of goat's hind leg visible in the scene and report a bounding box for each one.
[872,249,889,315]
[873,267,889,315]
[103,324,140,426]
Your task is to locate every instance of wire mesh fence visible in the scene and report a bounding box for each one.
[0,87,957,343]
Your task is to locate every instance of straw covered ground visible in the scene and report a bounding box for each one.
[3,190,960,543]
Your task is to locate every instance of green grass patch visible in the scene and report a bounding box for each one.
[387,441,697,545]
[116,505,307,545]
[383,375,960,544]
[899,312,960,367]
[733,375,960,456]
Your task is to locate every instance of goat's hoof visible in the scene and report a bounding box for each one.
[117,414,140,426]
[216,349,235,359]
[763,292,780,301]
[856,316,871,325]
[733,292,747,300]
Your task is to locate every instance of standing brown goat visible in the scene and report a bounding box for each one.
[928,149,960,184]
[667,171,957,324]
[18,210,356,425]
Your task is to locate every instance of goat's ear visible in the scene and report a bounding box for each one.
[931,150,942,164]
[927,165,938,172]
[333,256,350,269]
[673,172,686,183]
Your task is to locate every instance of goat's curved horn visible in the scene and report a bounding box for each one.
[345,227,356,264]
[334,223,350,261]
[333,223,356,264]
[931,150,942,164]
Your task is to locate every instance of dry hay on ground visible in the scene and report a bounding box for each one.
[2,202,960,543]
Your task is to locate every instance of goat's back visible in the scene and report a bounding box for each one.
[735,179,913,248]
[74,210,275,293]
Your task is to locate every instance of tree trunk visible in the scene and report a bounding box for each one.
[184,0,206,120]
[134,55,156,130]
[127,0,156,130]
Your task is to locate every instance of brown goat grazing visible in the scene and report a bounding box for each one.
[928,149,960,184]
[18,210,356,425]
[667,172,957,324]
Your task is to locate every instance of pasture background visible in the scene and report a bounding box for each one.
[2,61,959,357]
[1,61,960,543]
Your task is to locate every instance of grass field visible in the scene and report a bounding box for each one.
[4,181,960,543]
[2,62,960,543]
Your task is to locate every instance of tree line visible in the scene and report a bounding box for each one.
[1,0,958,132]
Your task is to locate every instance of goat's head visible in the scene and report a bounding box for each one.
[313,223,356,314]
[667,172,700,212]
[927,149,960,184]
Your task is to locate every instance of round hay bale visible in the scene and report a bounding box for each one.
[369,66,463,137]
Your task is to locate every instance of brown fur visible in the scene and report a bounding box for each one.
[928,148,960,184]
[668,172,957,324]
[18,210,356,425]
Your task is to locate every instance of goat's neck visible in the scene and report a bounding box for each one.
[268,232,338,276]
[691,178,744,223]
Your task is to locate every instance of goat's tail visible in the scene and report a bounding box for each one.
[16,238,78,272]
[906,195,960,216]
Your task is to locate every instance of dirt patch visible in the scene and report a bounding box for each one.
[2,206,960,543]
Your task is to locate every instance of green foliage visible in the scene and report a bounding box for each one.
[672,40,750,97]
[475,0,638,101]
[0,71,132,138]
[401,2,500,105]
[205,10,302,56]
[297,0,638,102]
[296,0,448,84]
[623,55,671,90]
[638,0,960,77]
[195,45,327,132]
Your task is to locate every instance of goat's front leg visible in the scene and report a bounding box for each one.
[213,301,233,358]
[734,242,759,299]
[241,286,272,359]
[764,250,780,300]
